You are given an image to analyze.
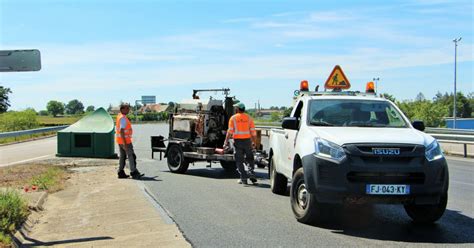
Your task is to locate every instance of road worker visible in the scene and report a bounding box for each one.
[116,103,144,179]
[223,102,257,185]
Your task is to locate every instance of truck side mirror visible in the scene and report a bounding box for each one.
[412,120,425,132]
[282,117,299,130]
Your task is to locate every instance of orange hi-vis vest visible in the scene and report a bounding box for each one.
[115,113,133,144]
[228,113,256,139]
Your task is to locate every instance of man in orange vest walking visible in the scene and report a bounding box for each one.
[116,103,144,179]
[224,102,257,185]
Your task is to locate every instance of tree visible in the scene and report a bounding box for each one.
[65,99,84,115]
[86,105,95,112]
[415,92,426,102]
[468,92,474,117]
[47,100,65,117]
[432,92,472,118]
[398,99,447,127]
[0,86,12,113]
[283,107,293,117]
[380,93,396,103]
[270,112,281,122]
[107,104,113,112]
[38,110,49,116]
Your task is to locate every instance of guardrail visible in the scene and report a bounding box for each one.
[256,125,474,158]
[426,127,474,136]
[0,125,69,139]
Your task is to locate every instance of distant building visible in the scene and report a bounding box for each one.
[445,118,474,129]
[139,104,172,113]
[108,106,121,115]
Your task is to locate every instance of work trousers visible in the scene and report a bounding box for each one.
[118,143,137,173]
[233,138,255,180]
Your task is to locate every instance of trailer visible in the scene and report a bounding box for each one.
[152,88,267,174]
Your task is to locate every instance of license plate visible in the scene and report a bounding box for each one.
[366,184,410,195]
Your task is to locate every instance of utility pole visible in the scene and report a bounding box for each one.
[453,37,462,129]
[373,77,380,94]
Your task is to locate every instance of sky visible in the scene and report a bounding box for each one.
[0,0,473,111]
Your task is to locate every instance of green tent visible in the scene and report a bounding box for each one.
[57,107,117,158]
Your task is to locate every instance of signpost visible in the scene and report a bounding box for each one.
[141,95,156,105]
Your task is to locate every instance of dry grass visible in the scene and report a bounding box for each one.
[37,115,82,126]
[0,165,69,193]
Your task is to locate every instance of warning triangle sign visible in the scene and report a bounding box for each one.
[324,65,351,90]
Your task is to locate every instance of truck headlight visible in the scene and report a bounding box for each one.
[425,140,444,162]
[314,138,346,163]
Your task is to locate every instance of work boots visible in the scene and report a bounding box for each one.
[130,170,144,180]
[117,170,129,179]
[249,174,258,185]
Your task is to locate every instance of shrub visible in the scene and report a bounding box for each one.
[0,190,29,241]
[0,110,39,132]
[38,110,49,116]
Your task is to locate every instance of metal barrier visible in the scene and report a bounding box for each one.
[0,125,69,139]
[256,125,474,158]
[426,127,474,135]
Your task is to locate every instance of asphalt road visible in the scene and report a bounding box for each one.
[1,124,473,246]
[129,123,474,247]
[0,136,56,167]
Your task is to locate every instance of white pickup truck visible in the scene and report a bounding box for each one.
[268,88,449,225]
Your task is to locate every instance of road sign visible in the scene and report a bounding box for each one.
[324,65,350,89]
[142,95,156,105]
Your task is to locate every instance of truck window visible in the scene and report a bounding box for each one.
[308,99,408,128]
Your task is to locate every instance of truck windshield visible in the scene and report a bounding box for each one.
[308,99,408,128]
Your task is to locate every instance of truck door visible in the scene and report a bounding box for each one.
[282,101,303,176]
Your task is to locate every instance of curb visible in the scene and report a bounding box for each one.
[31,191,48,211]
[11,192,48,248]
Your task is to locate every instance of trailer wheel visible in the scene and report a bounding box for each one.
[220,161,237,171]
[167,144,189,173]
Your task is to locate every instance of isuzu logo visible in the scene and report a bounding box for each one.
[372,148,400,155]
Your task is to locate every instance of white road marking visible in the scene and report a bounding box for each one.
[0,154,54,167]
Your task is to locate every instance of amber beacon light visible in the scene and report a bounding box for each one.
[366,81,375,93]
[300,80,309,91]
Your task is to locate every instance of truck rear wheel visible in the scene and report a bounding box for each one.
[220,161,237,171]
[291,167,325,224]
[270,157,287,195]
[167,144,189,174]
[404,193,448,224]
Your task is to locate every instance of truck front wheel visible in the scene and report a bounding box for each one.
[291,167,325,224]
[404,193,448,224]
[167,144,189,174]
[270,157,287,195]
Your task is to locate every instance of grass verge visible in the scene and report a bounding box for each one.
[0,165,68,193]
[0,190,29,247]
[37,115,82,126]
[0,165,69,246]
[0,131,57,145]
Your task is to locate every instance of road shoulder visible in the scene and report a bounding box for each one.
[19,165,190,247]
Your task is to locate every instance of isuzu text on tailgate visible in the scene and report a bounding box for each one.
[268,65,449,224]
